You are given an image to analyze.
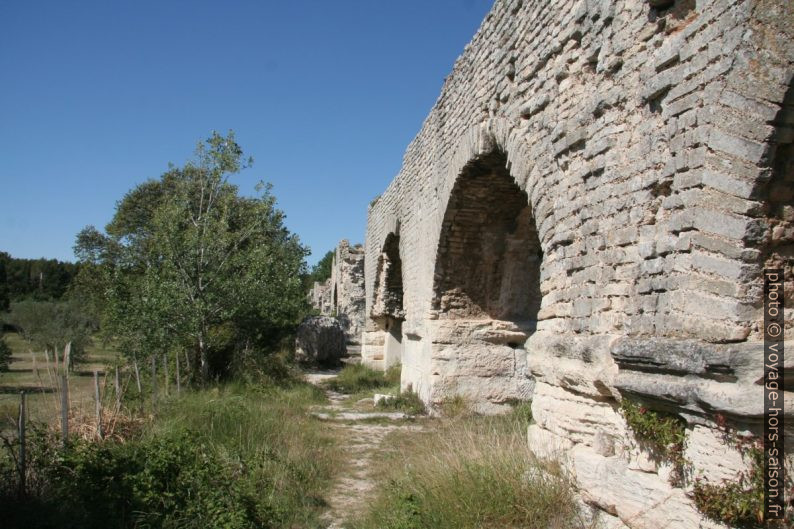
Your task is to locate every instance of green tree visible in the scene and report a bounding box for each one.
[0,252,9,311]
[75,131,309,382]
[0,253,78,303]
[309,250,334,284]
[0,335,10,371]
[6,299,93,367]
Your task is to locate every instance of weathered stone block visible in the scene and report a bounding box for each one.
[294,316,346,367]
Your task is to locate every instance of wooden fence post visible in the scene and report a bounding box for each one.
[44,351,54,388]
[63,342,71,373]
[18,391,26,498]
[94,371,103,439]
[114,366,121,410]
[60,374,69,446]
[163,354,169,397]
[175,350,181,395]
[151,356,157,406]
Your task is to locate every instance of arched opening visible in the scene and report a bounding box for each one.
[371,232,404,367]
[759,79,793,351]
[434,151,542,330]
[430,150,540,410]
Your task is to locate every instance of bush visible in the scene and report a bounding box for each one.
[350,413,585,529]
[0,382,338,529]
[326,363,400,394]
[5,299,93,367]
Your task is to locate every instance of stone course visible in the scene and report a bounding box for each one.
[308,240,366,346]
[359,0,794,527]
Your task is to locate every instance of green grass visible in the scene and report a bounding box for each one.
[350,410,584,529]
[0,380,339,529]
[325,363,401,394]
[146,382,336,527]
[0,331,119,425]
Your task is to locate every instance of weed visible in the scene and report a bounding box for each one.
[326,363,400,394]
[507,399,533,425]
[0,382,339,529]
[692,416,791,529]
[438,394,471,418]
[376,390,426,416]
[350,413,585,529]
[619,397,687,484]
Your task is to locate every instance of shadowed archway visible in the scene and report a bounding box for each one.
[433,151,542,331]
[428,150,541,410]
[370,232,404,367]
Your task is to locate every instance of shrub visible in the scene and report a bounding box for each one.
[350,413,585,529]
[0,382,338,529]
[691,444,764,529]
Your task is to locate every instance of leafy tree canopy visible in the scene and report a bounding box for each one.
[0,252,79,304]
[6,299,94,366]
[74,131,309,382]
[308,250,334,285]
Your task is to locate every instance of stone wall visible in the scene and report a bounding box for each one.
[331,240,366,344]
[362,0,793,527]
[309,240,366,345]
[309,278,333,316]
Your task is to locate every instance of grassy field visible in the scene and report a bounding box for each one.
[0,331,119,425]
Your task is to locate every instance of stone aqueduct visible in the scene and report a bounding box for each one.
[313,0,793,527]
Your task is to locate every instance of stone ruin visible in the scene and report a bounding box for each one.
[308,240,366,353]
[353,0,794,527]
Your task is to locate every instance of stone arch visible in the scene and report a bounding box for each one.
[371,232,404,320]
[438,119,536,227]
[757,76,794,338]
[427,148,539,411]
[365,231,404,368]
[433,150,542,328]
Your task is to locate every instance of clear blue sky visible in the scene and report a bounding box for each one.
[0,0,493,266]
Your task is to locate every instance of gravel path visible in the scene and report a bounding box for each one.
[304,371,426,529]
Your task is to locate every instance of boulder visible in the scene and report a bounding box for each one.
[295,316,346,367]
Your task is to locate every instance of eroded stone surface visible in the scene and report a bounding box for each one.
[353,0,793,527]
[309,240,366,348]
[295,316,346,367]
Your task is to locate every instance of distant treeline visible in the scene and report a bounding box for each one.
[0,252,79,310]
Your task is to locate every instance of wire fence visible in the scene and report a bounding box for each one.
[1,349,186,499]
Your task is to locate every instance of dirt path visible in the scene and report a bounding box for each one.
[304,372,426,529]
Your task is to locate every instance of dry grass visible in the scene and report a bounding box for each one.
[0,331,123,434]
[351,411,589,529]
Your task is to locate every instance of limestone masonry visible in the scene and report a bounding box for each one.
[309,240,366,347]
[356,0,793,527]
